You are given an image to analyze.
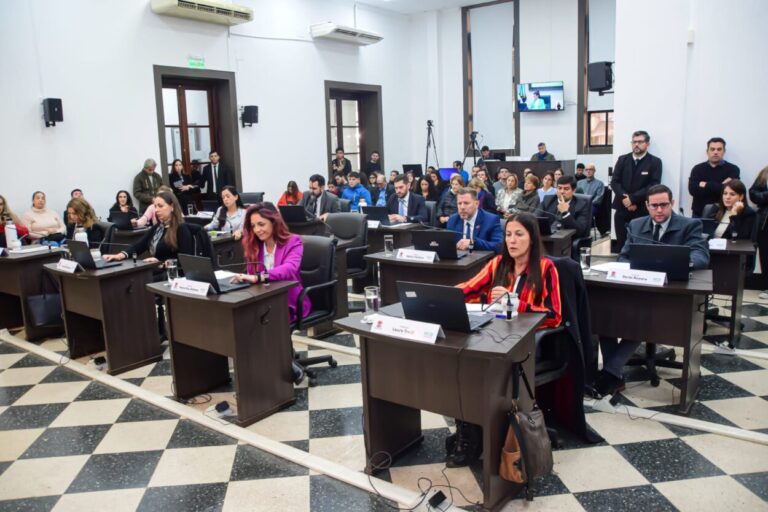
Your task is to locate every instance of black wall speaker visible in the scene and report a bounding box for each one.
[242,106,258,127]
[587,62,613,92]
[43,98,63,127]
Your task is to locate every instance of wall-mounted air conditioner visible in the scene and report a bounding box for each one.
[151,0,253,26]
[310,22,383,46]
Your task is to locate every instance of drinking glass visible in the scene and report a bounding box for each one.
[383,234,395,256]
[187,204,195,216]
[166,259,179,283]
[580,247,592,274]
[362,286,380,323]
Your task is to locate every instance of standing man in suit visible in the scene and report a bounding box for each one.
[594,184,709,397]
[386,174,428,223]
[542,175,592,255]
[447,188,503,254]
[132,158,163,214]
[201,150,234,201]
[298,174,340,222]
[687,137,740,218]
[610,130,663,252]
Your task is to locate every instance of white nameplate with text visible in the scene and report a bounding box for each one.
[396,248,436,263]
[368,314,445,344]
[56,258,79,274]
[367,220,381,229]
[606,268,667,287]
[708,238,727,250]
[170,279,211,297]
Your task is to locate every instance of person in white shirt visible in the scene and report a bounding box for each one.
[205,186,245,239]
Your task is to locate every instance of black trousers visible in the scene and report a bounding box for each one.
[757,220,768,288]
[613,206,647,253]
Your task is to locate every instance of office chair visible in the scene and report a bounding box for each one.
[570,193,594,260]
[240,192,264,205]
[201,199,219,212]
[291,235,339,386]
[424,200,437,226]
[324,213,369,312]
[95,221,115,254]
[338,199,351,212]
[625,344,680,387]
[108,227,150,257]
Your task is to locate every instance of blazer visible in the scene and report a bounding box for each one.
[247,234,310,323]
[126,223,196,262]
[610,152,663,211]
[386,192,429,223]
[541,194,592,239]
[702,203,757,241]
[201,162,234,196]
[619,213,710,269]
[132,171,164,214]
[447,208,503,254]
[298,191,340,217]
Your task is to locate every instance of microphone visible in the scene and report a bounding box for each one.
[481,289,512,314]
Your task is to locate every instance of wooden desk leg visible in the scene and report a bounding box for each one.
[729,260,745,345]
[678,296,704,414]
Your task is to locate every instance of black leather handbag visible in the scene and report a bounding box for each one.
[25,272,63,329]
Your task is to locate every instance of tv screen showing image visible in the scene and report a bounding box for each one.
[517,81,565,112]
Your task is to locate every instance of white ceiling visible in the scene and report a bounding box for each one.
[356,0,481,15]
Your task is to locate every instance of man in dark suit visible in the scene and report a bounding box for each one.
[201,151,234,200]
[298,174,340,222]
[541,175,592,249]
[594,184,709,397]
[610,130,662,252]
[447,187,503,253]
[386,174,428,223]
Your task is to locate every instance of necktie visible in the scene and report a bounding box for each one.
[212,165,218,193]
[465,221,472,240]
[399,199,405,217]
[653,223,662,242]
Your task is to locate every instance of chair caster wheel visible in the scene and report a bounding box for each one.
[650,376,660,387]
[308,378,317,387]
[329,359,338,368]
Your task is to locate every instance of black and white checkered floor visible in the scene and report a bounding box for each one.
[1,291,768,511]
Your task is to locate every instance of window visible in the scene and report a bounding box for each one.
[588,111,614,146]
[328,98,360,172]
[162,83,217,173]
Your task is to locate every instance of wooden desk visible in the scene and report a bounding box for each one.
[211,233,245,273]
[45,261,162,374]
[0,248,64,340]
[542,228,575,257]
[365,249,495,305]
[149,280,297,427]
[353,223,424,292]
[709,240,755,345]
[585,258,712,413]
[335,307,543,511]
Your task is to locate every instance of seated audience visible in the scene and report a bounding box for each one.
[341,172,372,212]
[517,174,541,213]
[595,185,709,397]
[574,163,587,181]
[531,142,556,161]
[22,191,66,242]
[0,194,29,243]
[63,189,83,226]
[447,187,503,253]
[496,174,523,216]
[450,212,562,466]
[575,163,605,215]
[416,176,439,202]
[333,171,348,195]
[476,168,493,192]
[299,174,340,221]
[133,158,163,214]
[688,137,740,217]
[108,190,139,221]
[538,172,556,201]
[386,170,398,197]
[365,150,381,175]
[386,174,429,223]
[370,173,388,207]
[327,183,340,197]
[553,168,564,182]
[523,168,533,179]
[493,167,512,194]
[135,185,173,228]
[453,160,470,185]
[541,176,592,242]
[66,197,105,247]
[468,178,496,213]
[278,181,303,206]
[436,174,463,226]
[702,179,755,240]
[205,186,245,240]
[428,168,448,197]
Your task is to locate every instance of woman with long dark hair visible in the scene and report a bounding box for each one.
[703,179,756,240]
[108,190,138,219]
[278,181,303,206]
[205,186,245,239]
[428,167,447,197]
[416,176,439,202]
[232,203,310,324]
[750,166,768,298]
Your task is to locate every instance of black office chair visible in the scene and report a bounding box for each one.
[95,221,115,253]
[325,213,368,312]
[240,192,264,205]
[108,227,150,257]
[291,235,339,386]
[570,193,594,260]
[338,198,351,212]
[424,200,437,226]
[201,199,219,212]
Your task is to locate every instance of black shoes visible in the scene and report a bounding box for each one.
[446,420,482,467]
[592,370,625,398]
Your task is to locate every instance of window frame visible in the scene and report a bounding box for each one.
[587,109,614,148]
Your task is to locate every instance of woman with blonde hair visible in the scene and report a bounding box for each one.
[66,197,106,246]
[0,194,29,244]
[468,177,496,212]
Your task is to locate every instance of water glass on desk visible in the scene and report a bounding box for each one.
[166,259,179,283]
[362,286,380,324]
[580,247,592,274]
[384,234,395,256]
[187,204,195,216]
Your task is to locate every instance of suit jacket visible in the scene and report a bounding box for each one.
[447,208,503,254]
[132,170,164,214]
[702,203,757,241]
[542,194,592,239]
[610,152,663,211]
[298,191,340,217]
[247,234,310,323]
[619,213,710,269]
[386,192,429,223]
[201,163,234,196]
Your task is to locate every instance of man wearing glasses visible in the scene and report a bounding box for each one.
[593,184,709,397]
[610,130,663,252]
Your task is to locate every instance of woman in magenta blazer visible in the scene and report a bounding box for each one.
[232,202,310,323]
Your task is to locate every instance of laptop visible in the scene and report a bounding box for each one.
[628,243,691,281]
[178,254,250,294]
[411,230,468,260]
[536,216,553,236]
[279,205,310,223]
[361,206,399,226]
[109,211,138,230]
[68,241,121,270]
[396,281,493,333]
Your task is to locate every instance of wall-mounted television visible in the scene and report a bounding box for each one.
[517,81,565,112]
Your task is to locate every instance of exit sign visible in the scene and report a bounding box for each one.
[188,56,205,69]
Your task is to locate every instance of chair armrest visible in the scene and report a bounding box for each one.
[344,244,369,270]
[295,279,338,330]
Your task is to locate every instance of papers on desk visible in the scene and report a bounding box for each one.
[8,245,52,255]
[708,238,727,250]
[189,211,214,219]
[214,270,236,280]
[590,261,630,273]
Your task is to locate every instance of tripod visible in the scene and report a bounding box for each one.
[425,120,439,172]
[461,131,481,170]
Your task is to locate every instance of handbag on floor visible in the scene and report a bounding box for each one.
[499,363,553,500]
[25,272,63,329]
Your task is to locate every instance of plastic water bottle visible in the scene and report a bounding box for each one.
[5,219,18,246]
[74,226,89,245]
[358,197,367,213]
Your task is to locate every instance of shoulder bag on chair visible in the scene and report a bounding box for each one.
[499,363,553,501]
[25,271,63,329]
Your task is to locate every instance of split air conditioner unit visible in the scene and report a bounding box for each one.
[310,22,383,46]
[151,0,253,26]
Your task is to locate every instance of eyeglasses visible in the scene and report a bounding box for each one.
[647,202,671,210]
